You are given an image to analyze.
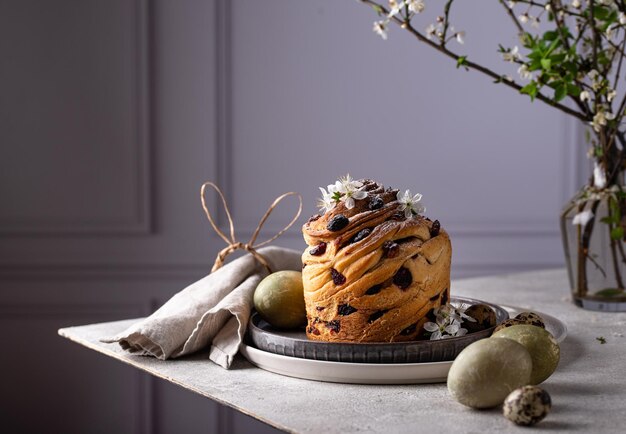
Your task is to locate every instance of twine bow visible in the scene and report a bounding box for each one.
[201,182,302,274]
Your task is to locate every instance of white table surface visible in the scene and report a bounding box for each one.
[59,269,626,433]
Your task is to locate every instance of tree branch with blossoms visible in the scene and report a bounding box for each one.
[360,0,626,186]
[359,0,626,297]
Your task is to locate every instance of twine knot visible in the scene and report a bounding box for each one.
[201,182,302,274]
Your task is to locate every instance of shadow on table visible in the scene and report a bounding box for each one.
[557,334,585,369]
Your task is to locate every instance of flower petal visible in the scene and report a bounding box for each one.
[423,322,439,332]
[572,210,594,227]
[353,190,368,200]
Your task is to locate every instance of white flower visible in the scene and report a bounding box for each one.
[337,174,363,193]
[455,31,465,45]
[608,89,617,102]
[517,64,532,80]
[396,189,425,218]
[580,90,591,102]
[507,1,517,8]
[426,23,437,40]
[317,187,335,212]
[328,180,342,196]
[423,304,476,340]
[423,321,443,340]
[387,0,401,16]
[424,317,467,340]
[373,21,388,40]
[340,181,367,210]
[435,304,476,324]
[531,16,540,29]
[519,13,529,24]
[594,161,607,189]
[571,0,581,9]
[620,12,626,25]
[331,174,366,209]
[408,0,425,14]
[591,110,615,132]
[606,24,617,39]
[502,46,520,63]
[572,210,594,227]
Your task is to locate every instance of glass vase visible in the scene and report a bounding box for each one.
[561,185,626,311]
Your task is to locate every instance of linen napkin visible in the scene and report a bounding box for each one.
[101,246,302,368]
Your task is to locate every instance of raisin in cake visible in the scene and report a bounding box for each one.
[301,179,451,342]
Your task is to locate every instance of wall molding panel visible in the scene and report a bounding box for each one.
[0,0,152,237]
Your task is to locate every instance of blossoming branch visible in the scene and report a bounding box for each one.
[360,0,626,188]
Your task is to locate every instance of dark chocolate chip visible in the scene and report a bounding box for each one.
[327,214,349,231]
[393,267,412,290]
[368,310,387,323]
[326,320,341,333]
[365,284,383,295]
[309,242,327,256]
[388,212,406,221]
[368,196,384,210]
[400,323,418,335]
[330,268,346,285]
[429,292,440,301]
[315,306,325,311]
[430,220,441,237]
[338,304,358,316]
[350,228,371,244]
[307,326,320,335]
[308,214,322,223]
[382,240,400,258]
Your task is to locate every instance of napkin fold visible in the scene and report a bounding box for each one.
[100,246,302,368]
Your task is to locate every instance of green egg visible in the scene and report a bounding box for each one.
[447,338,533,409]
[253,271,306,329]
[492,324,560,385]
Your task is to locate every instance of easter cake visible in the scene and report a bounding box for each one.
[301,177,452,342]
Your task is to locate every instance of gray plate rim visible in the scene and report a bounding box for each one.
[248,296,508,348]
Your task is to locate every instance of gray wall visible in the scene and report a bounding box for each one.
[0,0,585,433]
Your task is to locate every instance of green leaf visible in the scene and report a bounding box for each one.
[554,84,567,102]
[520,82,539,101]
[567,84,581,97]
[596,288,625,297]
[371,4,384,14]
[543,30,558,41]
[456,56,469,70]
[593,5,610,21]
[541,58,552,70]
[611,227,624,240]
[521,33,535,49]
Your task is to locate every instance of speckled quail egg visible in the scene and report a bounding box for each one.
[492,325,560,384]
[514,311,546,329]
[447,338,533,409]
[493,318,524,333]
[463,304,497,333]
[503,386,552,426]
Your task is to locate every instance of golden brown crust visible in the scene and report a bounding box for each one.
[301,180,451,342]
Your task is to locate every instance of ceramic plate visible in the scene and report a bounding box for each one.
[240,306,567,384]
[248,297,509,363]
